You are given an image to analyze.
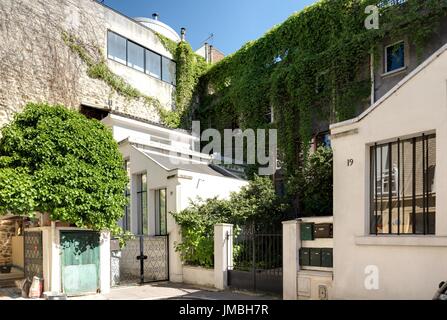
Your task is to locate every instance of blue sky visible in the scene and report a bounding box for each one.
[103,0,318,55]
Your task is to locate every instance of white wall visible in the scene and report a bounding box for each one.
[331,46,447,299]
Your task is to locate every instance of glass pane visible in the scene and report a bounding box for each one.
[146,50,161,79]
[162,57,176,85]
[400,139,414,234]
[127,41,145,72]
[386,42,405,73]
[107,32,127,64]
[159,189,167,235]
[142,191,148,235]
[390,143,399,234]
[427,135,436,234]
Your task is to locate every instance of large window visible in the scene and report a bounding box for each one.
[122,160,131,231]
[385,41,405,73]
[107,31,176,85]
[127,41,145,72]
[155,189,167,236]
[107,31,127,64]
[370,134,436,235]
[137,173,148,235]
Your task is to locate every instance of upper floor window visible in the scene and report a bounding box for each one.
[107,31,126,65]
[385,41,405,73]
[370,134,436,235]
[107,31,176,85]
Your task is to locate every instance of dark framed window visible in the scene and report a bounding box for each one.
[385,41,405,73]
[370,134,436,235]
[155,189,167,236]
[123,159,131,231]
[137,173,148,235]
[107,30,176,85]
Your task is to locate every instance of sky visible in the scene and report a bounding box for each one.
[102,0,318,55]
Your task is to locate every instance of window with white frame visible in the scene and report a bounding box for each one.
[385,41,405,73]
[137,173,148,235]
[155,189,167,236]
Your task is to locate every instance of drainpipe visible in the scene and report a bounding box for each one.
[204,42,209,63]
[370,52,375,105]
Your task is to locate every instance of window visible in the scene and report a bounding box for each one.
[127,41,145,72]
[107,31,127,64]
[155,189,167,236]
[137,173,148,235]
[107,31,176,85]
[162,56,176,85]
[385,41,405,73]
[122,160,131,231]
[146,50,161,79]
[370,134,436,235]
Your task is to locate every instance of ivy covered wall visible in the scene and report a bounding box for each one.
[179,0,447,198]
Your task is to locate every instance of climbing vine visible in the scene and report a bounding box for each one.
[193,0,447,197]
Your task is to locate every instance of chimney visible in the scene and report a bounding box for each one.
[152,13,159,21]
[181,27,186,41]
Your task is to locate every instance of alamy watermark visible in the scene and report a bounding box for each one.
[167,121,277,176]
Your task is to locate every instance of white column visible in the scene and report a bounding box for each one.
[282,220,300,300]
[99,231,111,294]
[214,223,233,290]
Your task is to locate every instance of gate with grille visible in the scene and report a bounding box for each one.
[228,225,282,296]
[114,235,169,285]
[24,231,43,281]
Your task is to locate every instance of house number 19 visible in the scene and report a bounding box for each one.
[347,159,354,167]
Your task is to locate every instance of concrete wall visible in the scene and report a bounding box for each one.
[182,266,215,288]
[330,45,447,300]
[0,0,175,129]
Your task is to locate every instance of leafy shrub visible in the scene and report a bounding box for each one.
[0,103,128,235]
[172,176,286,267]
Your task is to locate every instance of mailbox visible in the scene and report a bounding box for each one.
[321,248,333,268]
[314,223,333,238]
[300,223,314,241]
[299,248,310,266]
[310,248,321,267]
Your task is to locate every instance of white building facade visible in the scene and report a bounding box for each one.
[330,44,447,299]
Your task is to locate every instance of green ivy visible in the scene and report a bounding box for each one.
[193,0,447,195]
[0,103,128,236]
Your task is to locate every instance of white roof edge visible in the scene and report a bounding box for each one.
[330,42,447,131]
[107,113,199,140]
[131,145,170,171]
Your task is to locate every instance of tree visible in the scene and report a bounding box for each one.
[0,103,128,234]
[300,146,333,216]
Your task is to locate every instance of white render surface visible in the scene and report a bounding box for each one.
[331,44,447,299]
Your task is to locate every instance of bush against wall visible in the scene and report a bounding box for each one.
[172,176,286,267]
[0,103,128,235]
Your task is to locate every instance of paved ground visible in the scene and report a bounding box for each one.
[0,282,278,300]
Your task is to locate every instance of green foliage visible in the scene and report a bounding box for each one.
[0,103,128,235]
[172,176,286,267]
[299,147,333,216]
[194,0,447,194]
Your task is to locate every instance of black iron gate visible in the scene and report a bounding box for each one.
[228,225,282,295]
[24,231,43,281]
[114,235,169,285]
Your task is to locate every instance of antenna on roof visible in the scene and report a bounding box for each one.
[200,33,214,46]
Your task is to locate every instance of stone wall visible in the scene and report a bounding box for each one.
[0,219,15,265]
[0,0,175,129]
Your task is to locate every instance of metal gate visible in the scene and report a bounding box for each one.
[228,225,282,295]
[114,235,169,285]
[24,231,43,281]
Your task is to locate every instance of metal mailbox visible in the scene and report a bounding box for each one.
[314,223,333,238]
[321,248,333,268]
[310,248,321,267]
[300,223,314,241]
[299,248,310,266]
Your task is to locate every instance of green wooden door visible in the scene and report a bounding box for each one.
[60,231,100,296]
